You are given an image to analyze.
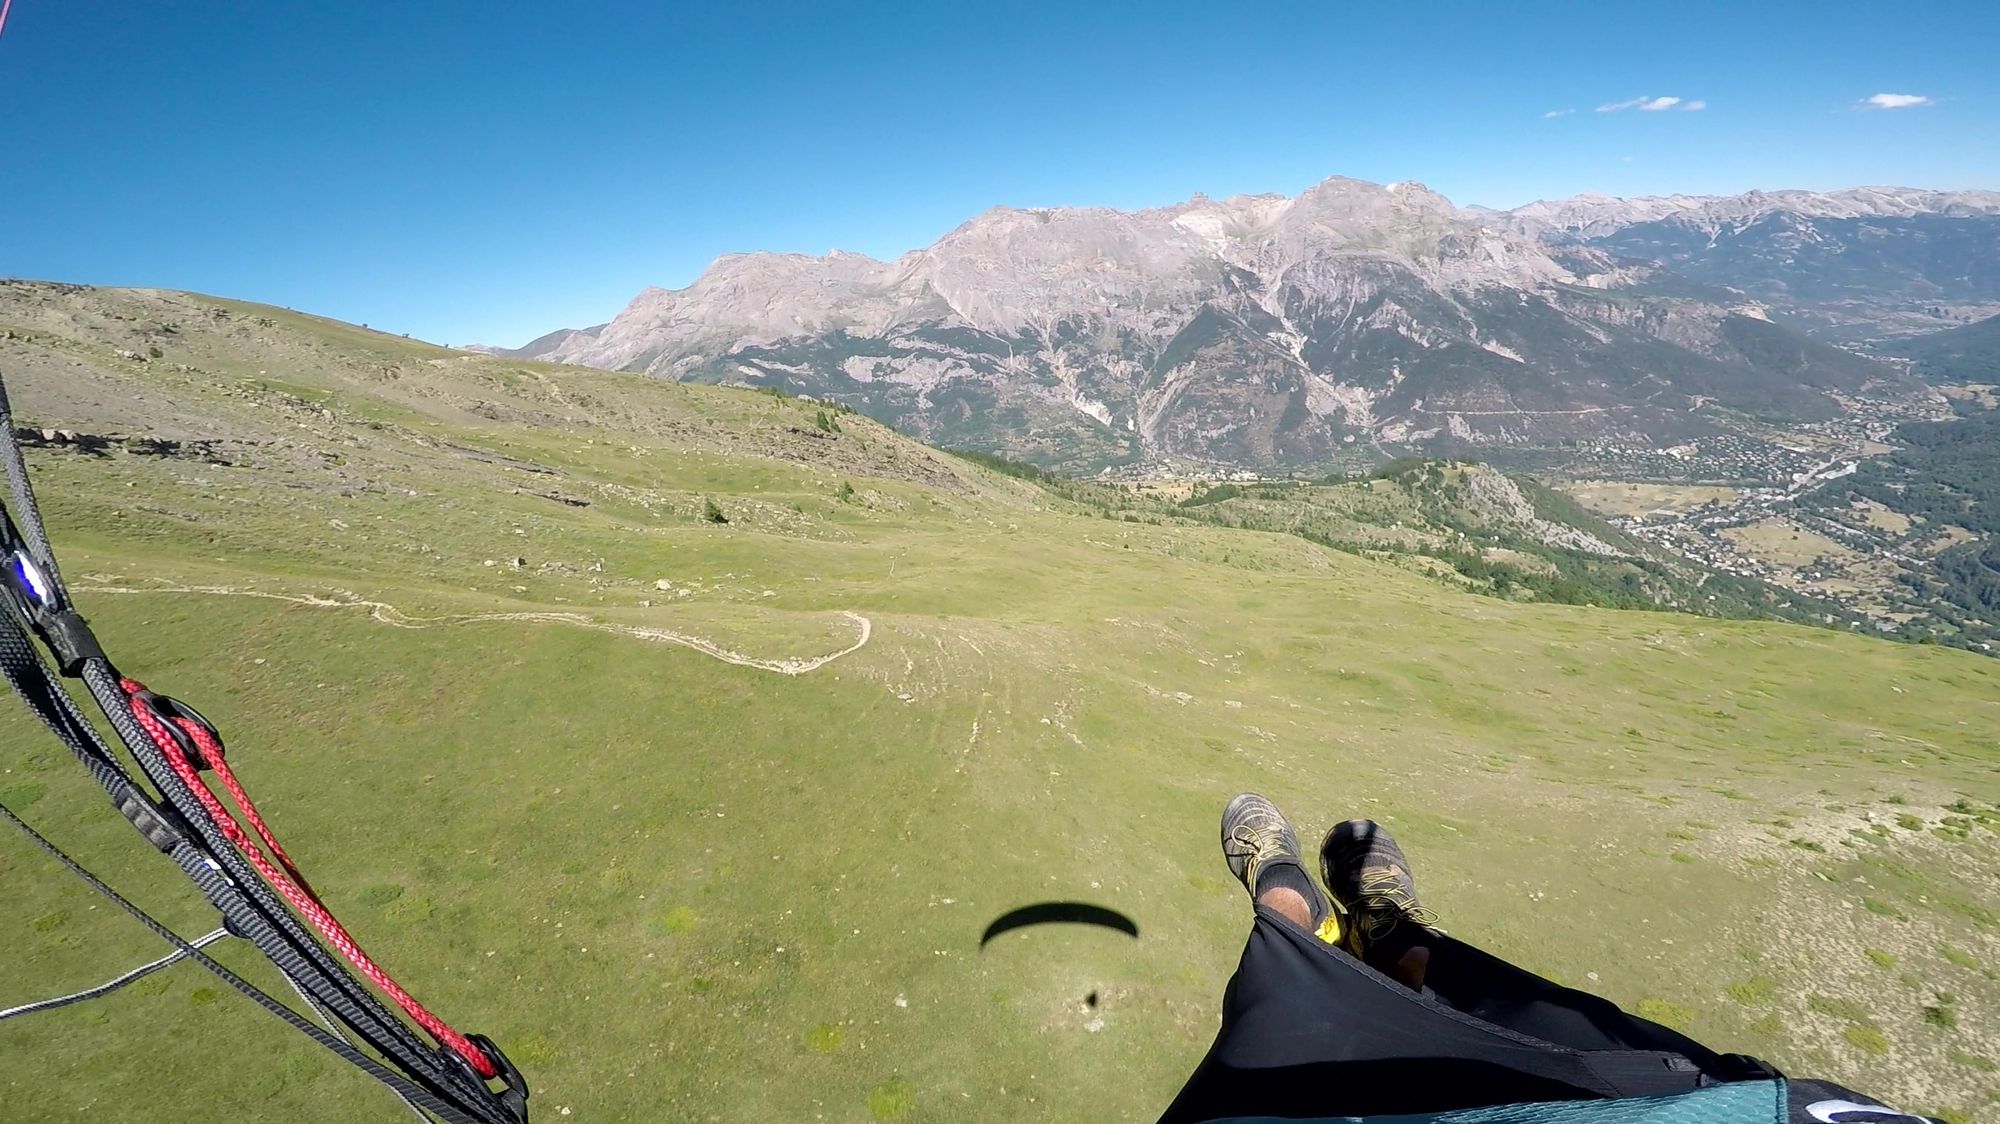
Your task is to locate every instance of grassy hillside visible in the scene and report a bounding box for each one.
[0,282,1995,1123]
[996,458,1859,629]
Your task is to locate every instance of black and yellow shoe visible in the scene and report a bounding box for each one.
[1220,793,1339,941]
[1318,818,1439,962]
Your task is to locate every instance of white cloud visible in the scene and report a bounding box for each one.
[1542,108,1575,119]
[1598,95,1695,113]
[1863,92,1934,109]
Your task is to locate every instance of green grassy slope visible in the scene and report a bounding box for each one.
[1009,462,1859,629]
[0,283,1996,1123]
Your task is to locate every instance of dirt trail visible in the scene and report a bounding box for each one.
[79,583,872,675]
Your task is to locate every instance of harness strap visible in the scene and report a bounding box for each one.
[0,374,526,1123]
[79,658,498,1110]
[123,676,498,1078]
[0,926,229,1021]
[0,801,500,1123]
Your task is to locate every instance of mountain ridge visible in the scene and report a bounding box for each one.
[495,179,2000,353]
[1485,184,2000,238]
[490,176,1982,471]
[494,180,2000,359]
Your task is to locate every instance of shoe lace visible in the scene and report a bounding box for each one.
[1354,868,1439,937]
[1231,823,1289,884]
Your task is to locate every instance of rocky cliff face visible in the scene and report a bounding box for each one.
[500,177,1956,470]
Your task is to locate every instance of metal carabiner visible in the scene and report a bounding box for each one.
[130,688,225,770]
[441,1033,531,1124]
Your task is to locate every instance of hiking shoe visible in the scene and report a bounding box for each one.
[1319,819,1438,961]
[1221,793,1331,928]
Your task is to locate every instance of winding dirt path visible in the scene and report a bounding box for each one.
[79,583,872,675]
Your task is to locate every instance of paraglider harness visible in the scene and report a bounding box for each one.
[0,375,528,1124]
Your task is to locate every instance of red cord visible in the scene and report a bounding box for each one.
[121,679,498,1079]
[184,717,321,902]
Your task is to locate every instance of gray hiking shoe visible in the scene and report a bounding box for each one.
[1221,793,1330,925]
[1319,819,1439,960]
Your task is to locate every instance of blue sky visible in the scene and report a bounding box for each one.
[2,1,1995,346]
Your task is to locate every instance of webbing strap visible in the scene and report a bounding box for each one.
[0,802,496,1123]
[125,673,500,1076]
[79,659,497,1109]
[0,594,511,1123]
[0,926,227,1021]
[0,375,525,1123]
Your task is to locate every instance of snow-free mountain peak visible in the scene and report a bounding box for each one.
[499,175,1992,471]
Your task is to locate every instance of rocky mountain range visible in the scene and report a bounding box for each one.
[1483,186,2000,342]
[1477,185,2000,239]
[491,178,1999,471]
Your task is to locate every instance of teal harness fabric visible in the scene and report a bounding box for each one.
[1207,1077,1786,1123]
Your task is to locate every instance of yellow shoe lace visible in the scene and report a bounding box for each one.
[1231,823,1290,886]
[1355,868,1439,938]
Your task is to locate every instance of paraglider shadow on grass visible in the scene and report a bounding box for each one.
[979,902,1139,948]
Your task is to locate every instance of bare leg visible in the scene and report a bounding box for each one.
[1262,884,1423,989]
[1255,885,1314,930]
[1223,793,1330,934]
[1389,944,1429,992]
